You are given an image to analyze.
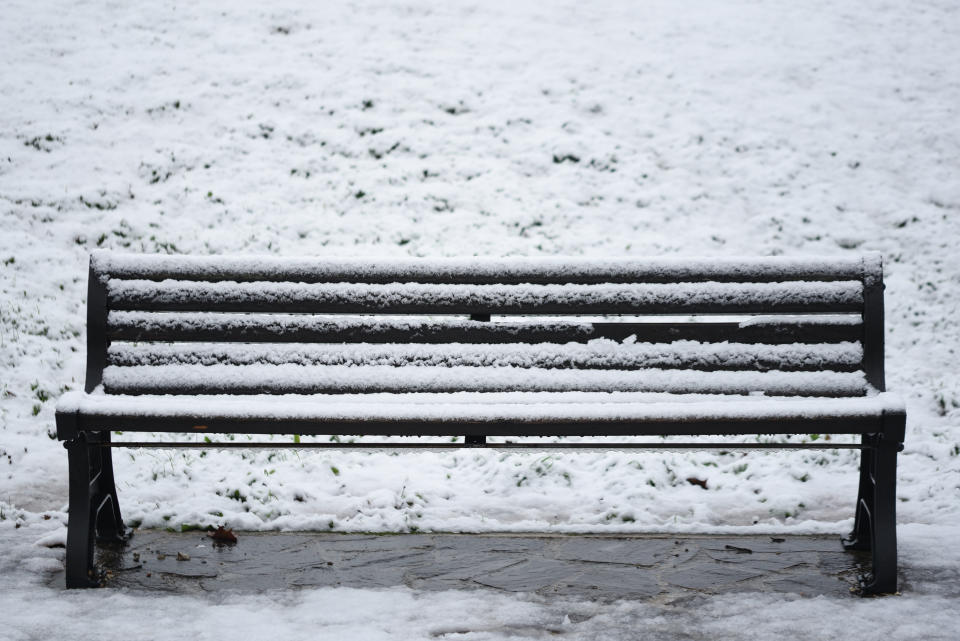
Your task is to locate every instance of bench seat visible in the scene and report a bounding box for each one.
[57,390,905,436]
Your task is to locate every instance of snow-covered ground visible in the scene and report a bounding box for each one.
[1,0,958,637]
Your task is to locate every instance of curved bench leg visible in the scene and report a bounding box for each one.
[62,429,129,588]
[842,436,876,552]
[843,416,903,596]
[90,431,128,544]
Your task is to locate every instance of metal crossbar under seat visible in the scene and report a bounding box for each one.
[97,441,871,450]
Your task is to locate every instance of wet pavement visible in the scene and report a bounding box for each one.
[59,531,870,601]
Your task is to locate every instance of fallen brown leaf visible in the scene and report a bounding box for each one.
[207,526,238,544]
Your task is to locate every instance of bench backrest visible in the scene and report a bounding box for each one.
[84,252,885,398]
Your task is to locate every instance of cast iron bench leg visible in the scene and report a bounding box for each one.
[844,418,903,595]
[64,435,98,588]
[862,434,899,594]
[62,429,128,588]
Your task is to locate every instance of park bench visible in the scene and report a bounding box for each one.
[56,251,905,593]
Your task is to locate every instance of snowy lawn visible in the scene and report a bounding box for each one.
[1,0,958,637]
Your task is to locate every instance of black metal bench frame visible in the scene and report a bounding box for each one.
[56,253,905,593]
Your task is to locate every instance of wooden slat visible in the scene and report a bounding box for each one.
[93,251,873,284]
[106,341,863,372]
[101,365,868,397]
[106,312,864,344]
[105,280,864,315]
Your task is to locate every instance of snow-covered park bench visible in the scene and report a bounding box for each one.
[56,252,905,593]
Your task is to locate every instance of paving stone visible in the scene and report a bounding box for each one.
[661,540,701,567]
[702,548,820,572]
[548,564,661,600]
[471,558,583,592]
[461,536,550,554]
[817,550,866,574]
[700,537,843,554]
[291,563,412,588]
[72,531,869,601]
[548,537,676,566]
[332,548,435,570]
[765,573,853,596]
[663,564,766,590]
[204,568,313,592]
[405,549,525,582]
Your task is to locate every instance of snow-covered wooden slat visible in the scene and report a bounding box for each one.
[57,389,904,425]
[101,364,869,397]
[106,340,863,372]
[106,311,863,344]
[93,251,881,285]
[105,279,864,314]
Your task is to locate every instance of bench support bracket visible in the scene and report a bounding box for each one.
[61,419,130,588]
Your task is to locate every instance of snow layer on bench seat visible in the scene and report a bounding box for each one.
[105,279,864,310]
[106,311,604,338]
[108,311,863,332]
[56,390,905,421]
[737,314,862,327]
[93,250,877,283]
[106,340,863,371]
[99,364,869,396]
